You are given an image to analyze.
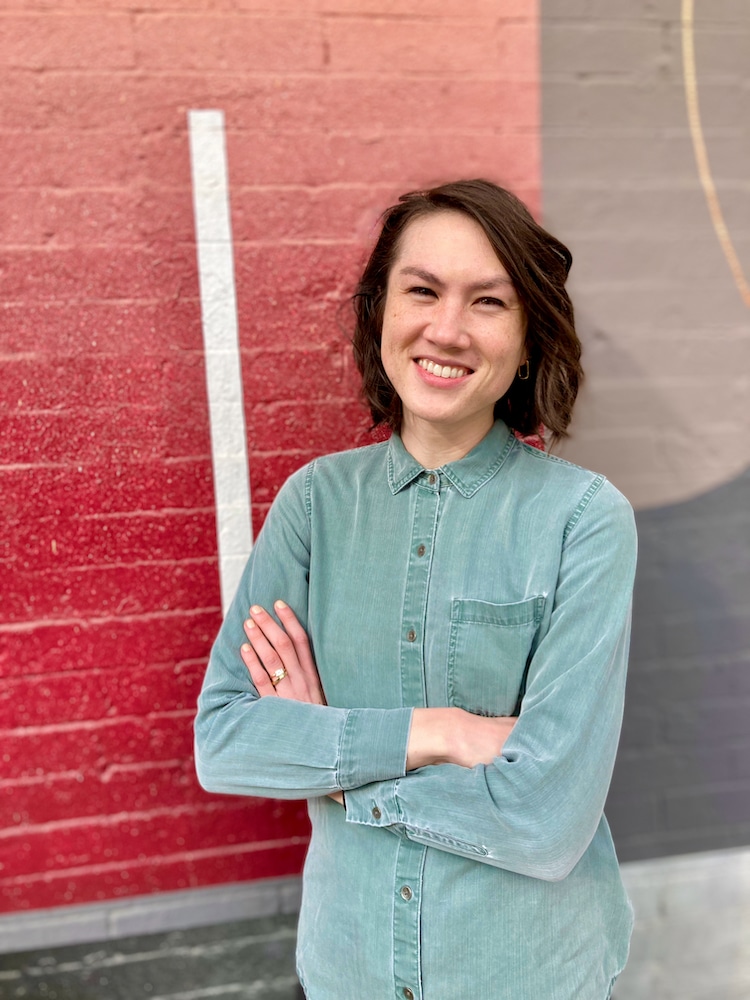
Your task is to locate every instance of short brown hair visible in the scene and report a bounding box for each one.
[351,179,582,444]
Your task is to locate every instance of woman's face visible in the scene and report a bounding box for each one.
[380,210,527,449]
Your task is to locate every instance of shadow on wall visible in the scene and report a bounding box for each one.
[607,461,750,861]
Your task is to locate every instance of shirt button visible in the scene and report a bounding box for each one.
[416,544,426,557]
[428,473,436,485]
[404,989,415,1000]
[400,885,413,901]
[406,629,416,642]
[371,806,382,820]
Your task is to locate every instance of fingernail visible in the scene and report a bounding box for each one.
[244,619,255,630]
[250,605,263,615]
[241,643,251,653]
[274,599,287,610]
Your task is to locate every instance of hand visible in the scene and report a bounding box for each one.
[407,708,517,771]
[241,601,326,705]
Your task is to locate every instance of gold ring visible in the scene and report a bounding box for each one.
[270,667,287,687]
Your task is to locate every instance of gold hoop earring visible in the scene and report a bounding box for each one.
[517,360,530,381]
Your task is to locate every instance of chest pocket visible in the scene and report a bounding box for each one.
[447,596,545,717]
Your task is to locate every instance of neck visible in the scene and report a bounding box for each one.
[400,414,495,469]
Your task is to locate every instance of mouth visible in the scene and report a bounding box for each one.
[416,358,472,380]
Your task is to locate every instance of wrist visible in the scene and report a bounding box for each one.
[407,707,456,770]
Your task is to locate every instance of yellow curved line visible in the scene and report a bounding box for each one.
[681,0,750,308]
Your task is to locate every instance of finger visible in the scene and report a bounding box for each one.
[272,600,325,702]
[245,610,303,697]
[244,615,292,683]
[240,640,277,698]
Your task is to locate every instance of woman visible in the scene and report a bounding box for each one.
[195,180,637,1000]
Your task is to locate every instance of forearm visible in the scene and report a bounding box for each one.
[195,680,413,798]
[406,707,516,770]
[344,679,625,882]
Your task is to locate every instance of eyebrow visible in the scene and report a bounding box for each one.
[396,265,514,292]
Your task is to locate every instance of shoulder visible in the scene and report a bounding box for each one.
[506,438,635,533]
[311,440,389,476]
[274,441,390,511]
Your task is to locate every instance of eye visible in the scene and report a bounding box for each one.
[407,286,437,298]
[476,296,506,308]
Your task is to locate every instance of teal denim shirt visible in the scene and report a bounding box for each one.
[195,421,637,1000]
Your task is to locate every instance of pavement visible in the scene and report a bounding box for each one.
[0,912,304,1000]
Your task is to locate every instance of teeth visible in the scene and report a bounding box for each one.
[417,359,468,379]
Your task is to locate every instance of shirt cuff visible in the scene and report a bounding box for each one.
[336,707,413,790]
[343,778,402,828]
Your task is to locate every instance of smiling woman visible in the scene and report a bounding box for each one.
[353,181,582,453]
[195,179,637,1000]
[379,212,527,467]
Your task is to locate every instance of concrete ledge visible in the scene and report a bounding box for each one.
[614,845,750,1000]
[0,876,302,955]
[3,845,749,1000]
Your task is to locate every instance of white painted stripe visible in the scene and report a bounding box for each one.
[188,109,252,616]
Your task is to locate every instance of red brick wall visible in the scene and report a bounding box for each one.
[0,0,540,913]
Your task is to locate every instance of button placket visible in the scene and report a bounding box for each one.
[392,838,425,1000]
[392,480,438,1000]
[399,482,440,706]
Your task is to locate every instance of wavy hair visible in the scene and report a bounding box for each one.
[351,179,582,445]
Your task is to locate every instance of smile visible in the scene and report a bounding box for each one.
[416,359,470,380]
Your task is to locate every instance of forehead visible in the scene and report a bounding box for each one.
[391,209,510,281]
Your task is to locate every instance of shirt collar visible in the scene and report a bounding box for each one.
[386,421,515,498]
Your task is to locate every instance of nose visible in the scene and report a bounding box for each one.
[426,298,471,350]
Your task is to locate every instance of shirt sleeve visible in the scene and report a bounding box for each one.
[343,478,637,881]
[194,463,413,800]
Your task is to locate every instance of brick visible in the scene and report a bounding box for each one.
[0,762,204,827]
[569,233,750,286]
[664,698,750,748]
[2,128,199,191]
[0,712,195,781]
[0,187,195,247]
[227,128,537,189]
[0,300,203,355]
[0,612,221,677]
[247,399,368,453]
[326,17,532,76]
[13,0,242,8]
[0,609,221,678]
[0,14,135,70]
[664,781,750,831]
[2,356,173,411]
[233,242,360,342]
[542,21,670,77]
[0,460,214,523]
[625,659,750,705]
[1,69,540,134]
[0,407,170,466]
[4,558,220,623]
[7,510,218,575]
[605,793,661,840]
[0,840,309,913]
[249,451,321,505]
[241,345,354,403]
[611,741,750,797]
[1,798,309,879]
[231,186,388,244]
[133,14,324,72]
[0,247,197,304]
[1,130,141,188]
[315,0,530,14]
[0,661,206,728]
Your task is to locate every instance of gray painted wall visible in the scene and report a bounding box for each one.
[541,0,750,862]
